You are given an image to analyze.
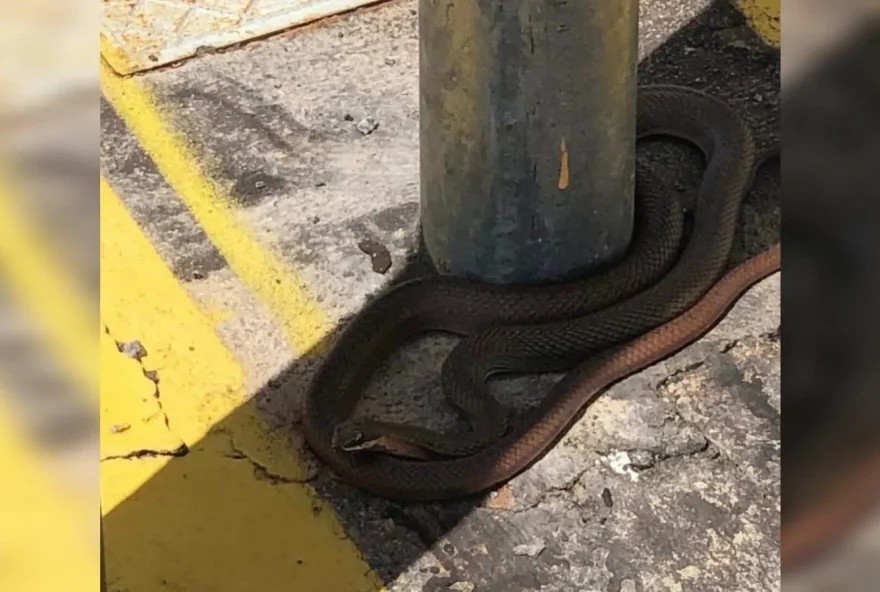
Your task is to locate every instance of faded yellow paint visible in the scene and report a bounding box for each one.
[0,171,96,398]
[99,59,330,356]
[736,0,780,46]
[99,34,134,76]
[0,389,97,591]
[558,139,570,190]
[200,299,236,326]
[100,178,381,591]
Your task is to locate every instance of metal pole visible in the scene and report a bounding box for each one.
[419,0,638,283]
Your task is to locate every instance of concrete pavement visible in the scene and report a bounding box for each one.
[100,0,781,589]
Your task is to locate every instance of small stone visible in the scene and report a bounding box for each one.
[629,450,655,469]
[356,116,379,135]
[601,487,613,507]
[120,340,147,360]
[385,57,397,66]
[191,270,205,280]
[606,451,639,481]
[110,423,130,434]
[485,486,515,510]
[254,180,266,190]
[357,238,392,274]
[449,582,475,592]
[311,216,321,224]
[513,540,546,557]
[620,579,638,592]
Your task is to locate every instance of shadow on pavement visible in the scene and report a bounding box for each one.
[102,0,780,589]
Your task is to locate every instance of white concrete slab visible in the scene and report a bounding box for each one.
[101,0,384,74]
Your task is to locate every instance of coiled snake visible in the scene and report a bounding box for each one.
[300,85,781,500]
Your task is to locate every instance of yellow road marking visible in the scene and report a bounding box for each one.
[736,0,780,46]
[0,387,96,591]
[100,176,246,447]
[100,329,185,459]
[0,170,96,398]
[99,59,329,356]
[100,177,381,591]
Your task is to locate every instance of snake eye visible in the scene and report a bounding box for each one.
[344,430,365,447]
[332,424,364,450]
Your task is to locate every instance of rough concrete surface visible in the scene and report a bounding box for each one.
[100,0,780,589]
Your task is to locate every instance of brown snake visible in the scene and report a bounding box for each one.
[300,85,781,500]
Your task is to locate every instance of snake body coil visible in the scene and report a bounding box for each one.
[300,85,781,500]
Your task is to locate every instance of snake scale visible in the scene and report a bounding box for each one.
[300,85,781,501]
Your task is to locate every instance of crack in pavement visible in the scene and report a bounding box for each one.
[102,323,190,460]
[656,331,780,493]
[619,440,715,478]
[219,430,309,485]
[654,338,741,392]
[112,335,172,430]
[102,445,189,461]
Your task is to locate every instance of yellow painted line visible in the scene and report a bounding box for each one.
[0,170,97,398]
[0,387,97,591]
[99,34,133,76]
[99,58,329,356]
[736,0,780,46]
[100,176,246,447]
[100,177,381,591]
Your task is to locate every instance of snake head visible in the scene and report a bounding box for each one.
[331,423,377,452]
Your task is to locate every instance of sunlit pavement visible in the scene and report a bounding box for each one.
[98,0,783,590]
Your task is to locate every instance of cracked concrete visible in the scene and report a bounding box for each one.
[102,447,189,461]
[100,0,779,589]
[217,428,315,484]
[100,326,187,461]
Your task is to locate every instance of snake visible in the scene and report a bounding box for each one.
[300,84,781,501]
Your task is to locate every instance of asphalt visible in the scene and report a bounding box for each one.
[99,0,781,589]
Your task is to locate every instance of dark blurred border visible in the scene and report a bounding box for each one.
[782,9,880,579]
